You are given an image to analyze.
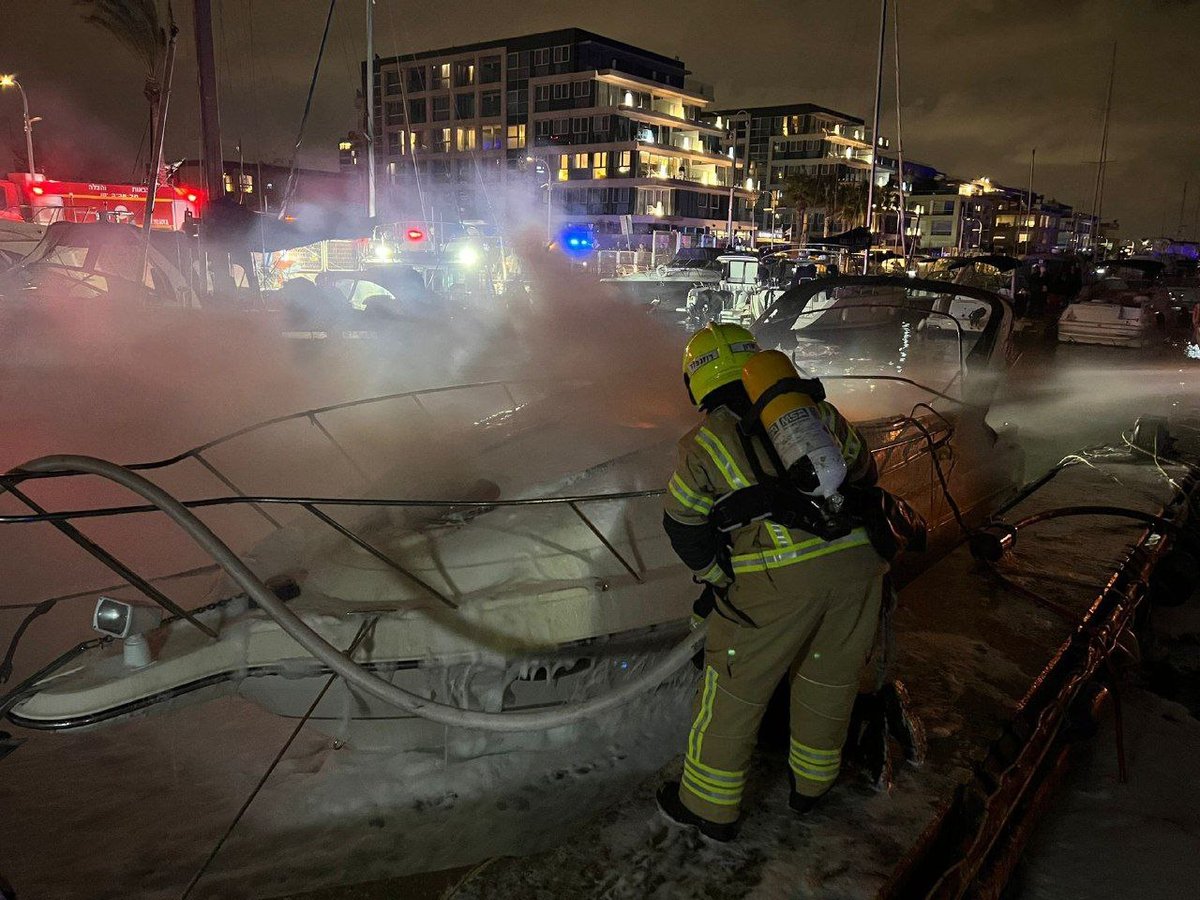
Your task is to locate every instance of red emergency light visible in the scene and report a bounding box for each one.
[30,185,44,195]
[174,185,203,205]
[405,227,426,243]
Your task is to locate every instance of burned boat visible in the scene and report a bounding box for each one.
[2,277,1022,752]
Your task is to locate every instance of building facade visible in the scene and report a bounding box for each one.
[368,28,756,247]
[705,103,878,241]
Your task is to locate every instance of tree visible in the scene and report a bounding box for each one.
[75,1,169,172]
[778,171,823,244]
[830,180,869,232]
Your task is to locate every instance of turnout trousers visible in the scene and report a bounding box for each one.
[679,542,887,824]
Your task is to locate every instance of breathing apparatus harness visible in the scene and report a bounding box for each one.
[706,352,927,563]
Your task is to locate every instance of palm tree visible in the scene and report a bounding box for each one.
[778,171,823,244]
[829,180,868,233]
[75,1,169,165]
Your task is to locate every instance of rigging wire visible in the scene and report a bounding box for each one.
[380,0,429,227]
[244,0,268,300]
[892,0,908,263]
[279,0,340,219]
[179,616,378,899]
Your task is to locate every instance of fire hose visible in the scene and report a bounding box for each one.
[8,455,706,733]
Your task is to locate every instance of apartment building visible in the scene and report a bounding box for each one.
[906,177,1004,254]
[705,103,880,240]
[368,28,756,246]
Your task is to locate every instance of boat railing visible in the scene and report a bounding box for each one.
[0,373,961,674]
[0,378,649,640]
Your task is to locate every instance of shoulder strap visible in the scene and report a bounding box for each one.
[739,376,826,436]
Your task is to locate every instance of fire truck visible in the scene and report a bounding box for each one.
[0,172,204,230]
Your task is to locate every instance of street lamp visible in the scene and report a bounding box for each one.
[0,74,37,176]
[525,155,553,244]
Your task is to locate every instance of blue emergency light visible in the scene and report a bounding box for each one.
[559,225,595,258]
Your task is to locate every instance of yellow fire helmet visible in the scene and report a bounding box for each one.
[682,322,761,407]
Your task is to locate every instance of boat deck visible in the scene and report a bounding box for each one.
[409,455,1192,900]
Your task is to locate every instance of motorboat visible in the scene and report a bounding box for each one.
[1057,260,1171,348]
[3,277,1023,754]
[600,246,723,310]
[682,250,846,329]
[0,220,44,274]
[682,252,902,334]
[0,221,205,306]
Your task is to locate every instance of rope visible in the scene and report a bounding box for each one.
[279,0,339,218]
[180,616,377,899]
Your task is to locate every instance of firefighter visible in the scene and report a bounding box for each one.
[656,322,887,842]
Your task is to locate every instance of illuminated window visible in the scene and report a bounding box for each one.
[481,124,502,150]
[222,174,234,193]
[338,141,352,151]
[456,127,477,151]
[557,153,569,181]
[436,128,451,152]
[573,152,589,168]
[592,151,608,179]
[432,63,450,89]
[239,173,253,193]
[553,45,570,63]
[617,150,631,173]
[506,123,526,149]
[453,61,474,87]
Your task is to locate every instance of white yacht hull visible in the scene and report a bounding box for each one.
[1058,302,1151,347]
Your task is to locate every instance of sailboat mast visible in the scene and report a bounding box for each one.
[193,0,224,201]
[1025,147,1035,254]
[1090,42,1116,257]
[365,0,377,218]
[863,0,888,274]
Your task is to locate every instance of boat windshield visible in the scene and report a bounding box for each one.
[753,278,1008,418]
[664,248,721,270]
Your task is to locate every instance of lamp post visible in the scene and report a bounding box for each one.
[0,75,37,175]
[723,110,750,248]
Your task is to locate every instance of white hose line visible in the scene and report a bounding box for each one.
[16,455,706,732]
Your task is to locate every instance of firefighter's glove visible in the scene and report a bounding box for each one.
[689,581,727,670]
[844,680,926,792]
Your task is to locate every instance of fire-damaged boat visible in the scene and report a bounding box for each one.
[1,277,1023,751]
[4,276,1197,899]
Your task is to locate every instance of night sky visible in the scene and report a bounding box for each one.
[3,0,1198,238]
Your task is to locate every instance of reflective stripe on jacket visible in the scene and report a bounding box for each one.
[662,403,873,573]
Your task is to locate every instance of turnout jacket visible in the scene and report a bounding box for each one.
[663,402,876,583]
